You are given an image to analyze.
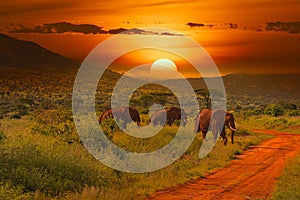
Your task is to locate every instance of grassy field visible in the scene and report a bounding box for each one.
[0,113,272,200]
[272,152,300,200]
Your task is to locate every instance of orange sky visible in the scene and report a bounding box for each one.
[1,0,300,75]
[1,0,300,26]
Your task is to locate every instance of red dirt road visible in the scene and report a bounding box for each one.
[148,130,300,200]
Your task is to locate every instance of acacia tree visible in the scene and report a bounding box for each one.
[194,88,226,109]
[194,88,211,109]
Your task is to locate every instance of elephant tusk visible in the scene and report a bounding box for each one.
[229,124,237,131]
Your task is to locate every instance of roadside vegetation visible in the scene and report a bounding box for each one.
[237,114,300,134]
[272,152,300,200]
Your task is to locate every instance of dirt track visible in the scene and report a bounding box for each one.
[148,130,300,200]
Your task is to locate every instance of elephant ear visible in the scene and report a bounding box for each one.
[212,110,225,122]
[194,113,200,133]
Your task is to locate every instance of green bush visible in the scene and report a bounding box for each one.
[31,109,80,143]
[0,140,109,197]
[285,110,300,116]
[100,118,121,135]
[264,104,285,117]
[0,182,33,200]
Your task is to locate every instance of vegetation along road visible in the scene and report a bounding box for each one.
[148,130,300,200]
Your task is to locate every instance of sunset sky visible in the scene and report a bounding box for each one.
[1,0,300,75]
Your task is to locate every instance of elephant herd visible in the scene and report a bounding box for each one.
[99,106,236,145]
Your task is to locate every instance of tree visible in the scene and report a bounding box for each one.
[139,95,154,108]
[195,88,211,109]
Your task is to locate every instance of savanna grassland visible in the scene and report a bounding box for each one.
[0,66,300,199]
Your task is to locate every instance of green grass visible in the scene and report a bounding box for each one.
[0,115,271,200]
[272,152,300,200]
[237,115,300,134]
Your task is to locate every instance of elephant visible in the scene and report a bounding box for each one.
[98,106,140,127]
[211,110,228,145]
[224,112,236,144]
[195,109,236,145]
[150,107,187,126]
[98,109,113,124]
[194,108,211,139]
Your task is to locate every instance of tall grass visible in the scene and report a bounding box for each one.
[0,114,271,199]
[272,152,300,200]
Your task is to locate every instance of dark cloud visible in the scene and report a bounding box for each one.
[121,28,158,35]
[109,28,183,36]
[187,22,239,29]
[108,28,129,34]
[266,21,300,34]
[107,28,157,35]
[227,23,238,29]
[10,22,106,34]
[187,21,300,35]
[9,22,183,36]
[160,32,183,36]
[186,22,206,28]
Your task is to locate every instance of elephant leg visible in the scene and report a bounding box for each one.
[212,129,218,143]
[231,131,234,144]
[202,130,207,141]
[221,127,228,145]
[222,135,228,145]
[166,119,171,126]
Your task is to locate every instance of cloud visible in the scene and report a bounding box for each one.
[9,22,183,36]
[186,22,239,29]
[108,28,159,35]
[109,28,183,36]
[131,0,196,8]
[227,23,238,29]
[160,32,183,36]
[186,21,300,35]
[186,22,206,28]
[266,21,300,34]
[10,22,106,34]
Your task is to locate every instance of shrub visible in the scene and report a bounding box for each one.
[31,109,80,143]
[264,104,285,117]
[0,182,33,200]
[285,110,300,116]
[100,118,120,135]
[0,141,108,197]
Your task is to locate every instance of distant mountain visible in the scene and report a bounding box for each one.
[168,73,300,106]
[0,33,77,69]
[222,73,300,97]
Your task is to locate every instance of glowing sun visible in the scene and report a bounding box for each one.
[150,59,177,73]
